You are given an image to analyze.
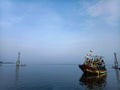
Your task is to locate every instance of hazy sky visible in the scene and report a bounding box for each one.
[0,0,120,64]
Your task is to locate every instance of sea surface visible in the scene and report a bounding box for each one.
[0,64,120,90]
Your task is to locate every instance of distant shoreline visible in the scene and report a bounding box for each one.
[0,61,15,64]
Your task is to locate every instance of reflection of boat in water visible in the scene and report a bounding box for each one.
[79,73,106,89]
[115,69,120,81]
[16,66,20,81]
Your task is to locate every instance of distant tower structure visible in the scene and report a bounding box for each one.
[114,52,118,68]
[16,52,21,66]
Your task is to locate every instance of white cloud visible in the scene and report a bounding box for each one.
[87,0,120,25]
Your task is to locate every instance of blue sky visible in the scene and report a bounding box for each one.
[0,0,120,64]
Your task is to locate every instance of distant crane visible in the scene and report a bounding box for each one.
[16,52,20,66]
[112,52,120,70]
[114,52,118,68]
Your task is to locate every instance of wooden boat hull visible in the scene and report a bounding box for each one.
[79,64,107,75]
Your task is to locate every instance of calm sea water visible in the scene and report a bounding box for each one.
[0,64,120,90]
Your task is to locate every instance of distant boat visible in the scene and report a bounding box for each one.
[0,61,3,63]
[112,52,120,70]
[0,61,14,64]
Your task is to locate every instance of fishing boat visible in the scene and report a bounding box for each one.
[79,64,107,75]
[79,51,107,75]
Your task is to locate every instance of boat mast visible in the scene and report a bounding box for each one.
[114,52,118,68]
